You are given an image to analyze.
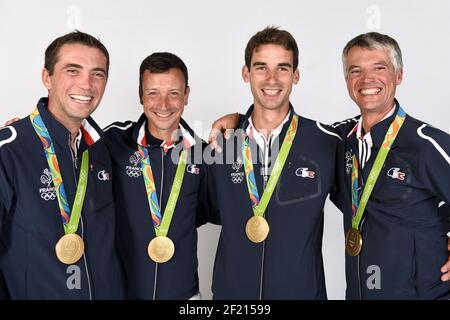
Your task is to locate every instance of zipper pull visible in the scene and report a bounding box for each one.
[263,175,269,188]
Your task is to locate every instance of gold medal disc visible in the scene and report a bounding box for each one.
[55,233,85,264]
[345,228,363,256]
[148,236,175,263]
[245,216,270,243]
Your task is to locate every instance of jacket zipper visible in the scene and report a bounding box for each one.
[356,163,367,301]
[357,216,366,300]
[152,148,165,300]
[69,136,93,300]
[258,137,271,300]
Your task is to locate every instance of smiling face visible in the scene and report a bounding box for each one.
[242,44,299,113]
[345,46,402,116]
[141,68,189,140]
[42,43,108,130]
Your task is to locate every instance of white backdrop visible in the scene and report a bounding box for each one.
[1,0,449,299]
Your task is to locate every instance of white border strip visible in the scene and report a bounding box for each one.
[316,122,342,141]
[104,122,133,132]
[417,124,450,165]
[0,126,17,147]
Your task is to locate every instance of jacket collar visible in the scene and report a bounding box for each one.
[132,113,198,151]
[348,99,404,148]
[36,97,103,152]
[240,103,296,146]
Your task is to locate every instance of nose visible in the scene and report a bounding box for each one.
[77,72,93,90]
[266,68,279,83]
[360,69,375,82]
[156,94,170,110]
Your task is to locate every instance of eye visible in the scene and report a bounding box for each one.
[67,68,79,75]
[349,69,360,75]
[278,66,289,72]
[93,71,106,79]
[375,66,386,71]
[255,66,267,71]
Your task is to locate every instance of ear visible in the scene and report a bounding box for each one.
[242,65,250,83]
[139,85,144,105]
[184,86,190,105]
[42,68,52,90]
[396,69,403,85]
[293,68,300,85]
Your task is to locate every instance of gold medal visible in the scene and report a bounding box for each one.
[55,233,85,264]
[148,236,175,263]
[246,216,270,243]
[346,228,363,256]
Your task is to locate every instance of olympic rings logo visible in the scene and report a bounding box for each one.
[126,169,142,178]
[40,191,56,201]
[230,172,244,184]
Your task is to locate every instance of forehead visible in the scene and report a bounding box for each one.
[142,68,186,87]
[251,44,294,64]
[346,46,392,65]
[55,43,107,68]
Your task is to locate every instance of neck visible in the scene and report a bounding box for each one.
[361,103,395,134]
[252,105,289,139]
[47,101,82,150]
[147,123,178,142]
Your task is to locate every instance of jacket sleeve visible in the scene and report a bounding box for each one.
[195,163,210,228]
[329,138,347,214]
[0,268,10,300]
[418,125,450,219]
[197,161,221,226]
[0,131,14,299]
[419,126,450,202]
[0,149,14,234]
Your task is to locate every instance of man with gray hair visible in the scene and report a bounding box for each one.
[334,32,450,299]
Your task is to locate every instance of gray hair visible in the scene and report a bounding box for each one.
[342,32,403,77]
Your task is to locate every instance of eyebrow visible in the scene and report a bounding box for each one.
[63,63,107,75]
[63,63,83,70]
[252,62,293,68]
[252,62,267,67]
[348,60,390,69]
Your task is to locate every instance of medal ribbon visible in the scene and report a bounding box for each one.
[30,108,89,234]
[242,115,298,217]
[351,107,406,230]
[138,143,188,237]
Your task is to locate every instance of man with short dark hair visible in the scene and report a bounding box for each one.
[104,52,210,299]
[0,31,124,299]
[208,27,342,299]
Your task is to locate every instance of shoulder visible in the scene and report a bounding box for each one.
[103,120,134,135]
[403,115,448,143]
[298,116,345,142]
[0,117,31,149]
[404,115,450,163]
[103,120,135,142]
[329,116,359,139]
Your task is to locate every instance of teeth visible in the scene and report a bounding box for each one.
[360,88,381,95]
[70,94,92,103]
[262,89,280,96]
[155,113,172,118]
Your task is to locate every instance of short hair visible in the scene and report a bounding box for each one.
[139,52,189,101]
[342,32,403,77]
[245,26,299,70]
[44,30,110,76]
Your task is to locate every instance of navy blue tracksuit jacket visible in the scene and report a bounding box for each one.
[209,104,342,299]
[0,98,124,299]
[104,114,209,299]
[332,101,450,299]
